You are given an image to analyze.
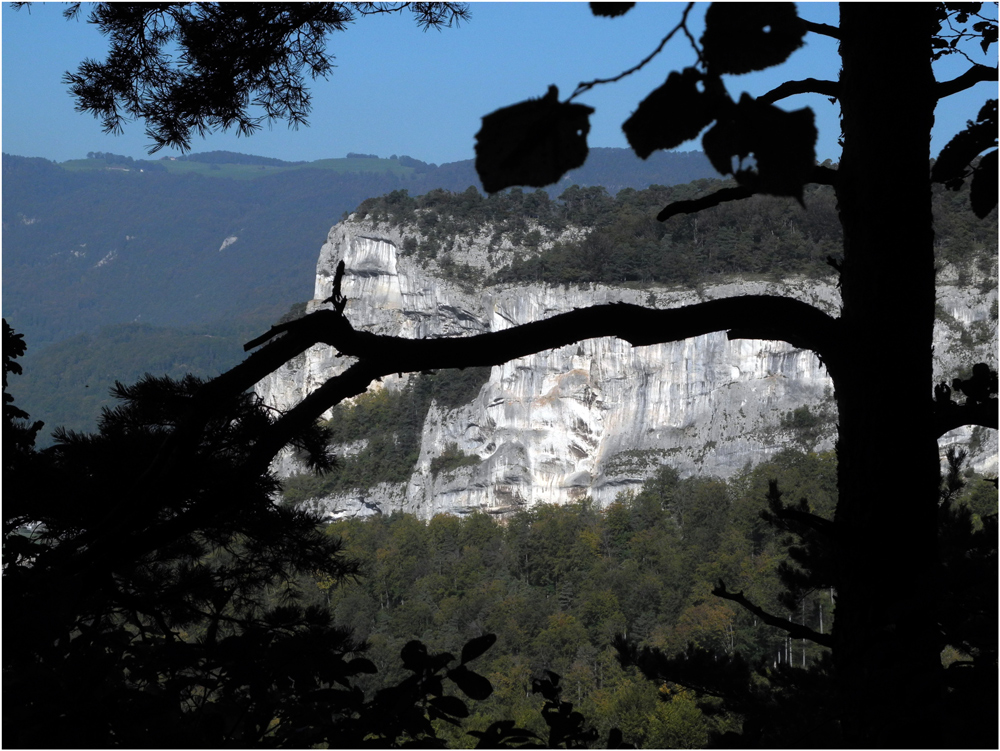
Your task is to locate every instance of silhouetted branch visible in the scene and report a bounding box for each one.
[75,296,841,570]
[936,65,998,99]
[213,297,838,471]
[245,360,383,473]
[933,398,999,437]
[758,78,839,105]
[244,321,298,350]
[657,165,839,221]
[290,296,840,370]
[241,297,842,467]
[802,19,840,40]
[614,637,756,704]
[569,3,695,101]
[713,581,834,647]
[657,186,754,220]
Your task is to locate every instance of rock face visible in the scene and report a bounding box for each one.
[256,218,998,521]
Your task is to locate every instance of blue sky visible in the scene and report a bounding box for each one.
[2,3,995,165]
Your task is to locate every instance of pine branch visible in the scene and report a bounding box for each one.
[758,78,840,105]
[713,580,834,647]
[936,65,998,99]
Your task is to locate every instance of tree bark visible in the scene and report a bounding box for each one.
[834,5,941,746]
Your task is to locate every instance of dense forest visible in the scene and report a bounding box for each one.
[276,448,996,747]
[353,174,997,287]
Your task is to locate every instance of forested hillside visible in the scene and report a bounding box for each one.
[278,449,996,747]
[2,148,718,349]
[2,148,719,440]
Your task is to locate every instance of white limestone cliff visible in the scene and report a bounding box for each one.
[256,219,998,520]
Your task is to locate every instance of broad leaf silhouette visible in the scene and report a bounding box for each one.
[590,2,635,18]
[623,68,729,158]
[932,99,998,188]
[701,2,806,75]
[460,633,497,665]
[702,93,816,199]
[475,86,594,193]
[447,664,493,701]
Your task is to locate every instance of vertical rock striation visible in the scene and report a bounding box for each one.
[255,218,997,520]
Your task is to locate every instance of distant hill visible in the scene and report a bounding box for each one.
[2,147,721,439]
[3,148,719,349]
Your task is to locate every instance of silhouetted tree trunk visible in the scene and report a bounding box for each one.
[833,5,941,746]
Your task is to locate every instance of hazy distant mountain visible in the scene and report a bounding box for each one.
[2,147,721,438]
[2,148,718,350]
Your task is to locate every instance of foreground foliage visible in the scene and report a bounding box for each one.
[4,328,634,748]
[6,3,998,747]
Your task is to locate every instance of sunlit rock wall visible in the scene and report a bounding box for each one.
[256,219,998,520]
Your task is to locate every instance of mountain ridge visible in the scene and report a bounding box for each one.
[2,148,721,438]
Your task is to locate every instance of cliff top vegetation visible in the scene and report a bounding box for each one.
[351,176,997,287]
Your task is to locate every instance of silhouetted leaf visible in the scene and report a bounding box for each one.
[973,19,998,52]
[590,3,635,17]
[530,670,562,702]
[475,86,594,193]
[701,3,806,75]
[607,727,635,748]
[970,149,998,218]
[623,68,729,158]
[448,664,493,700]
[401,640,429,672]
[933,100,997,188]
[702,94,816,199]
[460,633,497,665]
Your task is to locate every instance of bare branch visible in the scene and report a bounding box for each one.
[293,296,840,370]
[657,165,839,221]
[936,65,998,99]
[236,297,841,470]
[569,3,696,101]
[802,19,840,40]
[71,295,842,574]
[757,78,840,105]
[657,186,753,221]
[713,580,834,647]
[246,360,383,473]
[933,398,999,438]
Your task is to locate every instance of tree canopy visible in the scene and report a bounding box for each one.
[28,2,470,152]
